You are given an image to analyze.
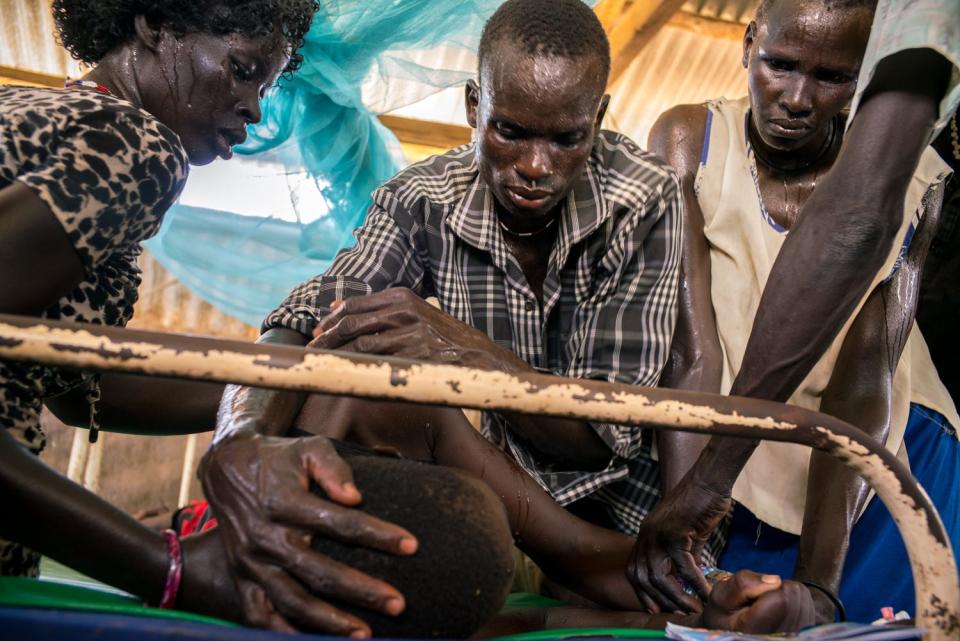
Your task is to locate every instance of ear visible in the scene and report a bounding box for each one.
[465,79,480,129]
[742,21,757,69]
[595,94,610,130]
[133,14,163,53]
[133,14,163,52]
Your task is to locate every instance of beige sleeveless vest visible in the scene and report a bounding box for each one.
[696,96,959,535]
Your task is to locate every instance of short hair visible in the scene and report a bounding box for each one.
[52,0,318,76]
[478,0,610,87]
[310,456,515,639]
[755,0,878,22]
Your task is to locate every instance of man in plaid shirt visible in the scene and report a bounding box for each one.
[202,0,686,627]
[267,2,682,539]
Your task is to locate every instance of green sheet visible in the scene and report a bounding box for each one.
[0,576,236,627]
[0,572,665,639]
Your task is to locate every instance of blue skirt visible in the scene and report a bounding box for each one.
[717,404,960,623]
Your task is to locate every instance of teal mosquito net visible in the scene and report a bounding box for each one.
[145,0,595,327]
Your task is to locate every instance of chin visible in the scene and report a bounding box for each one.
[759,132,807,153]
[185,148,219,166]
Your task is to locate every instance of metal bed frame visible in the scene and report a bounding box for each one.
[0,314,956,640]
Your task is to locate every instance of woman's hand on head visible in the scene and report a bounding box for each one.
[198,432,418,636]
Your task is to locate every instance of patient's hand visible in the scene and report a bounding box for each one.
[702,570,815,633]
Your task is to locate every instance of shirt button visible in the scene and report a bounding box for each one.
[525,301,535,312]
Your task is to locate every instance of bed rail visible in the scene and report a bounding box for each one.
[0,314,956,639]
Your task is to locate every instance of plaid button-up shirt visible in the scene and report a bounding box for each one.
[265,130,683,537]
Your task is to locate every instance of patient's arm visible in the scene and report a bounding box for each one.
[475,571,814,637]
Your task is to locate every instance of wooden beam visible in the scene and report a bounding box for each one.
[668,11,749,42]
[378,114,472,151]
[0,64,63,88]
[594,0,628,32]
[0,62,470,161]
[0,67,467,163]
[607,0,688,86]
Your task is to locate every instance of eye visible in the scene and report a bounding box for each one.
[231,60,254,82]
[494,122,521,140]
[555,133,585,148]
[764,57,795,72]
[816,69,855,84]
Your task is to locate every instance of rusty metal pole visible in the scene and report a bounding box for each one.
[0,314,957,639]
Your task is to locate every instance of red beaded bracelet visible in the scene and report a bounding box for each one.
[158,529,183,609]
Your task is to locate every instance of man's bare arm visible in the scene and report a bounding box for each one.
[648,104,722,493]
[692,49,953,490]
[793,167,943,622]
[629,50,953,610]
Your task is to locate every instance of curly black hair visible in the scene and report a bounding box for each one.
[52,0,319,75]
[479,0,610,86]
[311,456,515,638]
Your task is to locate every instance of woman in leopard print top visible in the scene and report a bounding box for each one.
[0,0,316,621]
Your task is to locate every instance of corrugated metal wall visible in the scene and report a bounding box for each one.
[0,0,80,77]
[607,23,746,144]
[683,0,757,23]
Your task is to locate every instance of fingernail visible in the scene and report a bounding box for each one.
[399,537,418,554]
[342,482,359,497]
[349,629,370,639]
[761,574,781,584]
[331,300,344,310]
[384,597,404,616]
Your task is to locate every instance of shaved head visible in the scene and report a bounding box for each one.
[756,0,877,22]
[478,0,610,94]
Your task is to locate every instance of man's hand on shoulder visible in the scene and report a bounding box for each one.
[308,288,529,373]
[199,431,418,635]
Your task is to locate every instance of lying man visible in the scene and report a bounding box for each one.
[187,444,816,638]
[200,0,690,633]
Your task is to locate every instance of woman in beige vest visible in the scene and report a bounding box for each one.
[648,0,958,624]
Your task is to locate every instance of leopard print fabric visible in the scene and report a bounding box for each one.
[0,86,189,576]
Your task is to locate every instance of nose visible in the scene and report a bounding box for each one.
[779,77,814,117]
[236,92,262,126]
[514,142,553,185]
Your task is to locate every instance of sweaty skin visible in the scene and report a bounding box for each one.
[0,12,289,619]
[637,0,950,616]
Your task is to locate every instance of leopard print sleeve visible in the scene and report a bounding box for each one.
[11,91,189,271]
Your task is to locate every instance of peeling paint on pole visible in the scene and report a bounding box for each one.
[0,314,956,639]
